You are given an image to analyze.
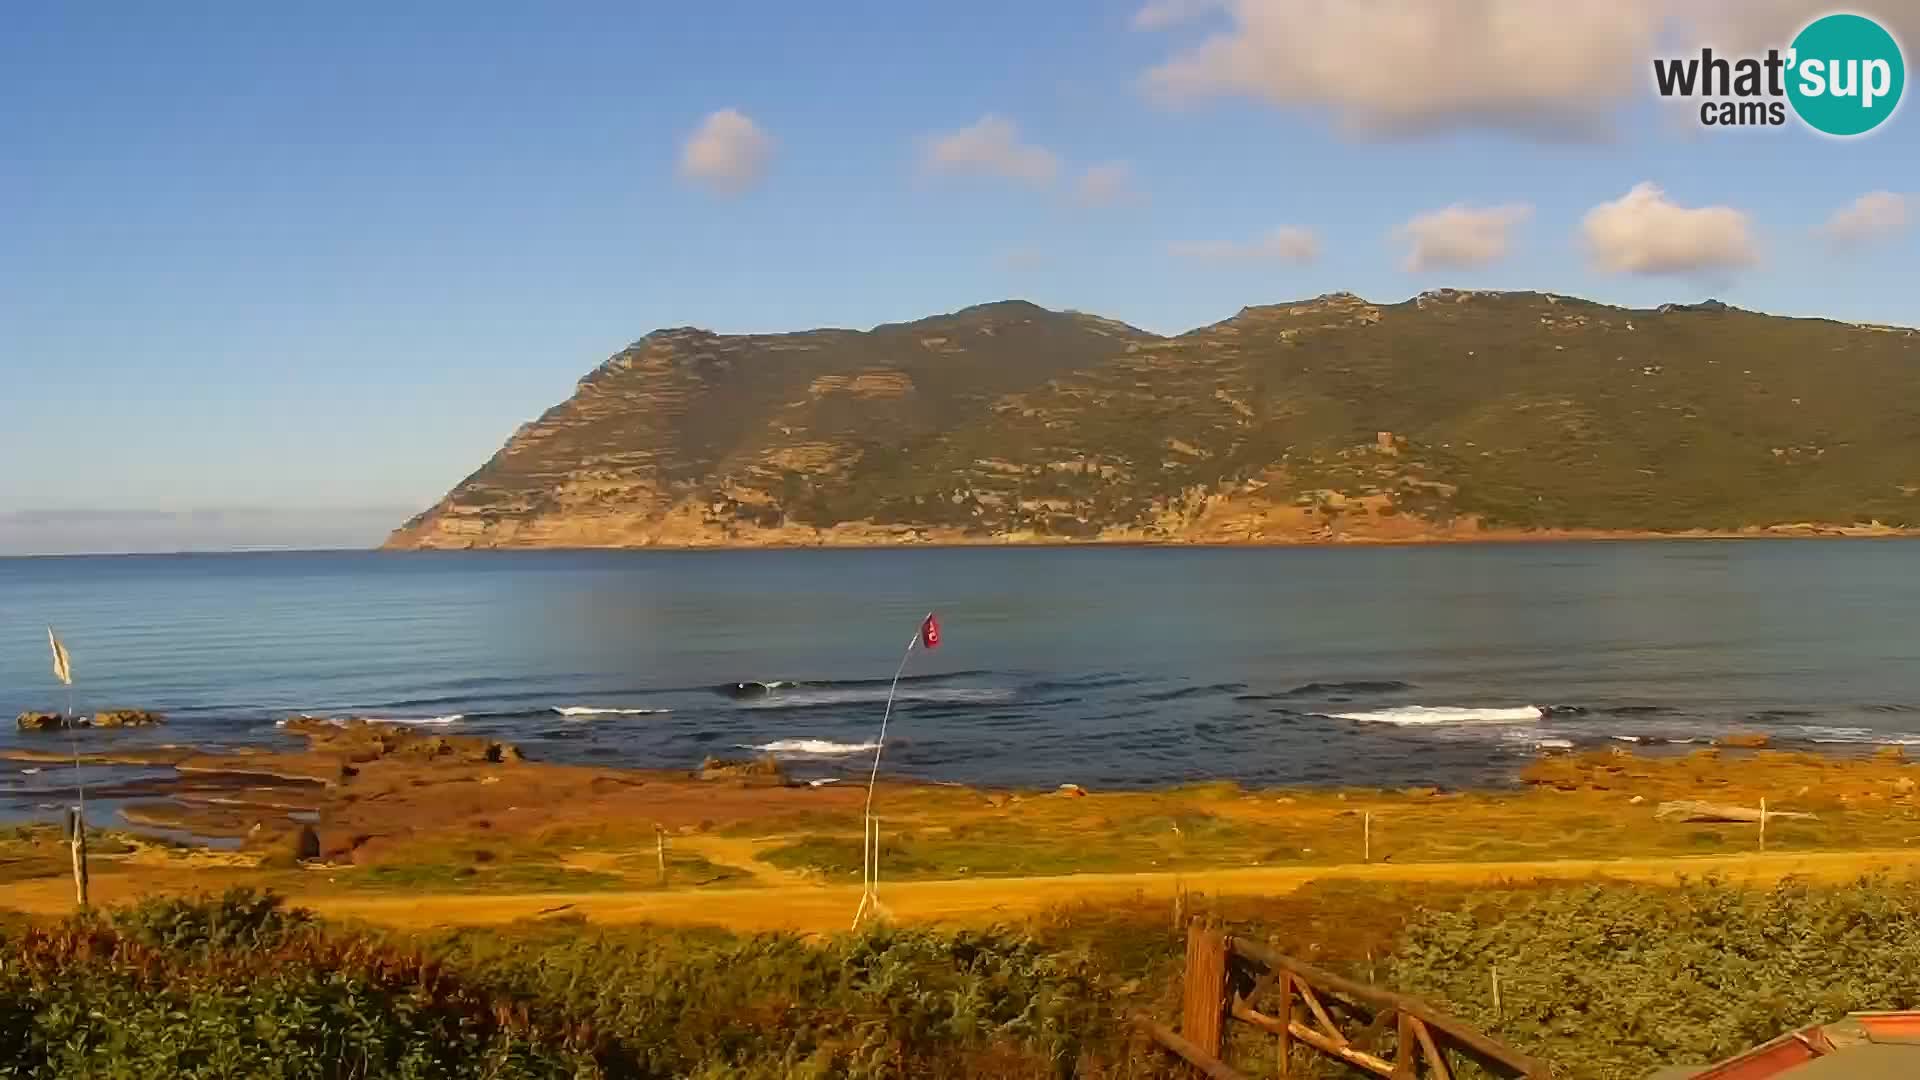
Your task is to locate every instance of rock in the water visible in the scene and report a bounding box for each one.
[16,711,75,732]
[697,755,786,783]
[93,709,165,728]
[278,716,525,766]
[1056,783,1088,797]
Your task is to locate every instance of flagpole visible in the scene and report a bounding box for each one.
[48,626,87,909]
[853,617,928,930]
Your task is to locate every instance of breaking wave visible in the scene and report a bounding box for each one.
[275,713,463,727]
[371,713,464,726]
[740,738,880,756]
[1800,725,1920,746]
[1327,705,1543,726]
[552,706,672,718]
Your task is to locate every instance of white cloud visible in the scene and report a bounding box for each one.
[1133,1,1920,137]
[1132,0,1227,30]
[919,116,1061,186]
[1396,203,1532,271]
[677,109,773,196]
[1074,162,1143,207]
[1170,226,1320,263]
[1686,0,1918,56]
[1141,0,1660,135]
[1582,182,1759,275]
[1821,191,1911,249]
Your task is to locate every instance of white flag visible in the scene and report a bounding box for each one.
[47,627,72,686]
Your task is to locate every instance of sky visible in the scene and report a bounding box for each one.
[3,0,1916,554]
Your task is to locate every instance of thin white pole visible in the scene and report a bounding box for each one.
[855,620,924,928]
[1759,797,1767,853]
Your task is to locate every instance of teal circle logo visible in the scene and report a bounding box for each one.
[1787,13,1905,136]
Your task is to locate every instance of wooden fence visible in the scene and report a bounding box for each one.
[1137,920,1548,1079]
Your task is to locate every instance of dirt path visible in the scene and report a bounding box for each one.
[11,847,1916,933]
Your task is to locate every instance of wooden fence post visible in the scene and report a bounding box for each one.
[654,824,668,885]
[1394,1011,1417,1079]
[1277,969,1294,1077]
[68,806,88,909]
[1182,919,1228,1076]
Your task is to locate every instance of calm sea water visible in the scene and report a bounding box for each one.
[3,542,1919,813]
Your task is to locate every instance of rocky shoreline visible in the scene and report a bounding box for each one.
[382,521,1920,552]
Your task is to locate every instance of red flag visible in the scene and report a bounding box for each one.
[919,612,941,650]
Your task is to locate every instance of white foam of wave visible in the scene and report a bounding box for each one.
[276,714,461,727]
[1329,705,1542,726]
[1803,725,1920,746]
[1535,738,1574,750]
[741,738,880,756]
[553,706,671,718]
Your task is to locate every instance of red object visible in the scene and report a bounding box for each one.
[920,612,941,649]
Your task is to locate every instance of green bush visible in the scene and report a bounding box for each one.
[1387,875,1920,1079]
[0,889,1136,1079]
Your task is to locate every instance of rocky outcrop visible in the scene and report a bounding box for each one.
[279,717,524,766]
[696,755,786,785]
[16,709,166,731]
[387,293,1920,548]
[93,709,164,728]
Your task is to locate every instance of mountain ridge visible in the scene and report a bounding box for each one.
[386,289,1920,550]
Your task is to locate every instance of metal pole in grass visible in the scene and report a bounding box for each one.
[853,612,940,930]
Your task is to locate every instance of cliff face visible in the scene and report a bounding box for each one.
[386,292,1920,549]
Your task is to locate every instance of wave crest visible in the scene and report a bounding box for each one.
[1328,705,1542,726]
[740,738,880,756]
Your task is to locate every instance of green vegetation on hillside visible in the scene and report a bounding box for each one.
[390,292,1920,547]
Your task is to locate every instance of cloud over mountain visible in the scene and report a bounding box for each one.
[1396,203,1533,271]
[1169,226,1319,263]
[920,116,1061,186]
[678,109,774,195]
[1583,182,1758,275]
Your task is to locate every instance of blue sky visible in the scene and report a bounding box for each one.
[3,1,1916,553]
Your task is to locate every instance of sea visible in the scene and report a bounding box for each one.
[3,542,1919,819]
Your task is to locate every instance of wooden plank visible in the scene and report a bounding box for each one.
[1183,922,1229,1075]
[1289,1019,1396,1077]
[1226,937,1547,1078]
[1232,999,1283,1034]
[1133,1013,1250,1080]
[1412,1017,1453,1080]
[1394,1012,1416,1080]
[1296,980,1348,1046]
